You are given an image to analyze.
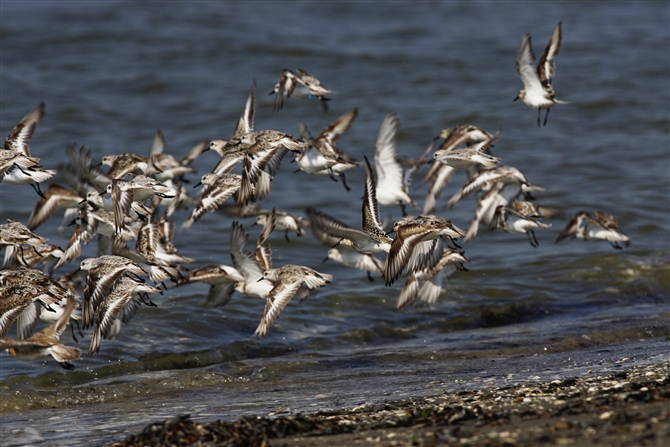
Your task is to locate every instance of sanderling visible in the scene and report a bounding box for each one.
[362,156,395,250]
[0,282,61,338]
[230,129,303,205]
[255,209,309,242]
[383,215,466,286]
[36,292,83,343]
[52,221,96,272]
[446,165,538,209]
[490,204,552,247]
[515,21,567,126]
[57,143,111,193]
[1,103,54,199]
[270,68,334,112]
[0,267,73,339]
[433,131,501,171]
[396,247,469,310]
[422,162,456,215]
[325,247,383,282]
[144,129,195,182]
[79,255,148,329]
[182,173,242,230]
[11,242,64,275]
[374,112,418,216]
[128,218,191,281]
[117,236,181,286]
[461,183,509,243]
[306,206,384,281]
[296,109,359,191]
[182,264,245,307]
[229,221,275,300]
[0,219,48,268]
[101,153,149,179]
[3,102,45,157]
[556,211,631,249]
[304,159,392,255]
[0,297,80,369]
[254,264,332,337]
[27,184,84,231]
[1,158,56,199]
[105,175,175,234]
[208,81,256,174]
[437,125,494,152]
[88,276,161,355]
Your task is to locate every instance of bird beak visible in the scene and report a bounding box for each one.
[78,198,87,204]
[513,96,519,102]
[193,181,202,188]
[322,256,329,263]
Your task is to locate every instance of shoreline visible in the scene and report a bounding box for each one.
[112,360,669,447]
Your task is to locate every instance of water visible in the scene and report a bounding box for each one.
[1,2,668,445]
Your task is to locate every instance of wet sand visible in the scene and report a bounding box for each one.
[113,353,668,446]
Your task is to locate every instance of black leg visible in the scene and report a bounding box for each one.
[30,182,47,199]
[543,108,550,126]
[320,97,330,112]
[339,173,351,192]
[537,109,541,127]
[128,272,145,283]
[367,271,375,282]
[69,323,79,343]
[37,300,56,313]
[284,230,291,242]
[18,246,28,266]
[75,320,84,337]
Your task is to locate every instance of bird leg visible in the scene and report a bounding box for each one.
[29,182,47,199]
[338,173,351,192]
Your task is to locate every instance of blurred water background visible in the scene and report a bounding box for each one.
[0,1,668,445]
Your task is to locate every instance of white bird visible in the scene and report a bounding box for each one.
[556,211,631,249]
[255,264,332,337]
[490,204,552,247]
[270,68,334,112]
[514,21,567,126]
[374,112,418,216]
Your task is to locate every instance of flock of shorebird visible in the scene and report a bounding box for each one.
[0,22,631,370]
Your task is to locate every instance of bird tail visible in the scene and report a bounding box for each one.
[50,343,81,363]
